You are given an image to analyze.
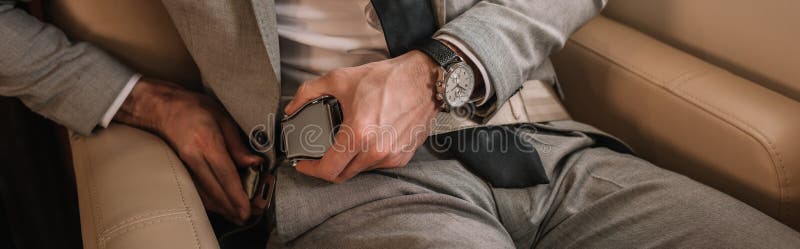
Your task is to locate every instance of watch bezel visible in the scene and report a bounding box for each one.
[441,60,475,109]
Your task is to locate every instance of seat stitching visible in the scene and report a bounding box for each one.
[98,208,186,234]
[666,68,716,90]
[570,40,699,89]
[80,137,104,246]
[98,210,190,239]
[97,212,191,247]
[568,38,787,219]
[162,145,202,248]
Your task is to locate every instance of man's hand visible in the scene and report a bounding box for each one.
[285,51,441,183]
[114,78,263,224]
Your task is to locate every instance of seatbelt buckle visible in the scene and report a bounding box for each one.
[239,96,342,205]
[279,95,343,164]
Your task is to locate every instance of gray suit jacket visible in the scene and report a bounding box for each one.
[0,0,135,135]
[0,0,607,163]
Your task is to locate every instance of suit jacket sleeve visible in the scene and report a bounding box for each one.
[434,0,607,114]
[0,2,135,135]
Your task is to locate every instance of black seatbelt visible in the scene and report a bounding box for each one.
[370,0,438,57]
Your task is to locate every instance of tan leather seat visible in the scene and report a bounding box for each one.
[604,0,800,102]
[553,17,800,229]
[70,125,218,249]
[50,0,800,248]
[50,0,212,248]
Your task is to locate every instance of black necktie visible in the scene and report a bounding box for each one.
[370,0,438,57]
[370,0,550,188]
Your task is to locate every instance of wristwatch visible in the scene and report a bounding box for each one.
[417,39,475,111]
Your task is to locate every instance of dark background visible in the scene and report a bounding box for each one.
[0,97,82,249]
[1,1,82,248]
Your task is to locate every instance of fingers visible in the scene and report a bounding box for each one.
[334,152,378,183]
[217,111,264,167]
[195,186,226,217]
[296,125,418,183]
[333,134,390,182]
[335,151,413,183]
[182,152,240,223]
[205,132,252,222]
[295,129,359,182]
[284,77,334,115]
[214,104,267,217]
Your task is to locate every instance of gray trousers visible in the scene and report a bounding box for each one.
[268,121,800,248]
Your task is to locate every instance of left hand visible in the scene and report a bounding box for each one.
[284,51,441,183]
[115,79,264,224]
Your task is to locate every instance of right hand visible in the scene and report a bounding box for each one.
[113,78,263,224]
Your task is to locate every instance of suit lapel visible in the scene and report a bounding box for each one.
[161,0,282,163]
[249,0,282,81]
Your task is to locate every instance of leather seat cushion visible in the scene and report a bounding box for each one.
[553,16,800,230]
[70,125,219,249]
[604,0,800,101]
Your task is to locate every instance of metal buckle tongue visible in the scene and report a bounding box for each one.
[279,95,343,166]
[220,163,275,241]
[239,163,275,212]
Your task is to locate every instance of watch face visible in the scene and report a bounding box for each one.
[444,62,475,108]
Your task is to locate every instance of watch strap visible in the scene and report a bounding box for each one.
[418,39,459,67]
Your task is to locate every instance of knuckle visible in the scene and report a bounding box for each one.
[214,167,232,179]
[352,121,372,132]
[385,155,409,168]
[351,130,367,144]
[370,151,390,162]
[177,149,199,161]
[385,158,402,168]
[379,151,393,159]
[296,82,312,95]
[327,68,347,79]
[322,174,340,183]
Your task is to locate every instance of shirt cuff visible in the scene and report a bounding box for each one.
[99,73,141,128]
[435,34,493,106]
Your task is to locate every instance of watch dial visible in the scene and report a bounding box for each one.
[444,64,475,108]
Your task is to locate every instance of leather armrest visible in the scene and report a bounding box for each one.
[553,16,800,229]
[70,124,219,249]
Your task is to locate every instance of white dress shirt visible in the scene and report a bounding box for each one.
[98,73,139,127]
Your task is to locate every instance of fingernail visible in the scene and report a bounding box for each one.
[283,105,292,114]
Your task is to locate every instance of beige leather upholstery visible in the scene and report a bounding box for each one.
[49,0,201,89]
[51,1,213,248]
[604,0,800,101]
[552,16,800,229]
[70,125,219,249]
